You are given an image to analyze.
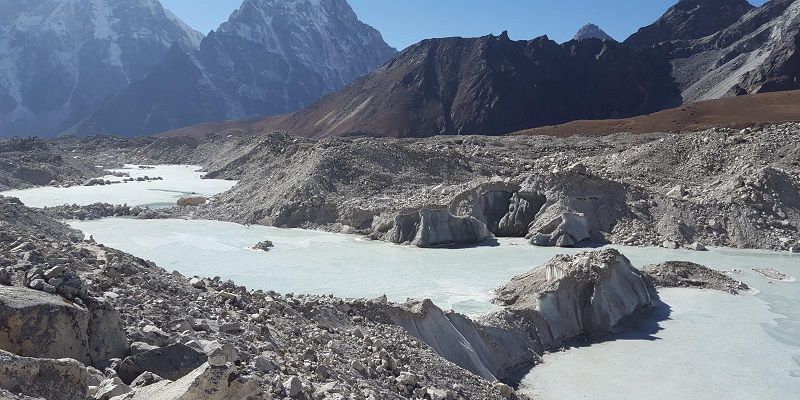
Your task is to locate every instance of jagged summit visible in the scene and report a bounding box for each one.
[625,0,755,47]
[0,0,203,138]
[244,34,679,138]
[68,0,397,137]
[573,23,614,41]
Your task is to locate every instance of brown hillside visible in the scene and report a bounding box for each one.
[514,90,800,137]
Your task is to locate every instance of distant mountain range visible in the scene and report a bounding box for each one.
[238,0,800,138]
[2,0,800,139]
[243,32,679,137]
[66,0,396,137]
[0,0,394,138]
[0,0,202,137]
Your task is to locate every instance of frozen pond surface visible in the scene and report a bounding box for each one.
[11,163,798,400]
[520,287,799,400]
[69,218,800,399]
[1,165,237,208]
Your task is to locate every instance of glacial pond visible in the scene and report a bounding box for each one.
[3,164,799,399]
[1,164,237,208]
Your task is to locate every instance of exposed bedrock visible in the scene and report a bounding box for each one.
[0,286,128,367]
[384,208,493,247]
[388,249,654,381]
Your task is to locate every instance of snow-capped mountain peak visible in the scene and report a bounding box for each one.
[0,0,203,137]
[68,0,397,137]
[573,23,614,41]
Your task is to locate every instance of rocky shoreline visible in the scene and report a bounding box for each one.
[0,194,758,400]
[26,123,796,253]
[3,124,799,253]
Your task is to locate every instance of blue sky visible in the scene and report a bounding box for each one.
[161,0,768,50]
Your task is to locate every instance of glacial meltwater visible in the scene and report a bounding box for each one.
[1,164,237,208]
[4,164,799,399]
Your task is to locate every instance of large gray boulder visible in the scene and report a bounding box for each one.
[390,249,654,381]
[0,350,89,400]
[642,261,750,294]
[130,363,264,400]
[385,208,492,247]
[496,249,653,338]
[388,299,533,382]
[0,286,127,366]
[117,343,207,384]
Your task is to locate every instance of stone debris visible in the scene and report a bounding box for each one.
[643,261,750,294]
[46,123,796,252]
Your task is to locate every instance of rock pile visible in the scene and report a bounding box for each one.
[56,123,797,252]
[642,261,750,294]
[0,198,525,399]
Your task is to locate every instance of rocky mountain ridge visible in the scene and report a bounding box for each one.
[173,0,800,139]
[66,0,397,137]
[245,33,679,138]
[0,0,203,138]
[647,0,800,102]
[572,23,614,41]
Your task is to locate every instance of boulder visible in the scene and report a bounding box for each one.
[0,286,127,366]
[130,363,264,400]
[0,350,89,400]
[94,377,132,400]
[283,376,302,397]
[496,249,653,338]
[176,196,207,207]
[642,261,749,294]
[385,209,492,247]
[252,241,274,252]
[130,371,164,389]
[687,242,708,251]
[117,343,207,384]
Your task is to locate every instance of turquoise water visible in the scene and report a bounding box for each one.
[8,163,799,399]
[1,164,236,208]
[68,218,799,400]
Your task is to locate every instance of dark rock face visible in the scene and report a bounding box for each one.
[259,33,681,138]
[0,0,202,137]
[573,23,614,41]
[628,0,800,102]
[625,0,755,47]
[117,343,207,384]
[69,0,397,137]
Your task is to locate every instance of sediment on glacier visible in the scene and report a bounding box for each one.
[388,249,654,382]
[41,123,798,252]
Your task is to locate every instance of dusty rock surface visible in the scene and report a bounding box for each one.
[0,137,100,191]
[642,261,750,294]
[0,196,528,400]
[46,123,800,252]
